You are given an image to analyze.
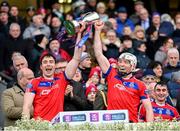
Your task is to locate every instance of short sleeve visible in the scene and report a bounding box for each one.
[139,82,149,100]
[25,80,37,94]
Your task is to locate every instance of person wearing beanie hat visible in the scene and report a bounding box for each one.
[80,52,91,63]
[83,83,98,110]
[0,1,10,13]
[93,20,153,122]
[86,66,101,86]
[88,66,101,79]
[48,38,71,62]
[85,82,107,110]
[86,83,98,98]
[116,6,135,37]
[78,52,92,83]
[31,33,49,76]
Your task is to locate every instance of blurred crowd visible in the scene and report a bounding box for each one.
[1,0,180,127]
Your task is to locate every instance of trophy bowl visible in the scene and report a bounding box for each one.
[63,12,100,35]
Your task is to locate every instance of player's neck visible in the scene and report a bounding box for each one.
[122,73,133,80]
[155,100,165,106]
[42,75,54,80]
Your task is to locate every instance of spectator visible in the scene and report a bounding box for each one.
[141,69,159,85]
[100,21,113,40]
[0,1,10,13]
[116,6,134,37]
[64,83,87,111]
[49,16,62,38]
[48,38,71,62]
[120,35,135,54]
[6,54,29,89]
[71,0,86,18]
[55,58,68,74]
[135,41,151,69]
[22,23,85,121]
[0,33,5,71]
[172,18,180,47]
[86,66,101,87]
[154,37,175,65]
[86,67,107,110]
[65,11,74,21]
[102,29,121,59]
[158,21,174,37]
[25,6,36,26]
[0,11,10,37]
[132,25,146,45]
[146,12,161,37]
[1,68,34,126]
[9,5,26,32]
[106,0,117,18]
[146,12,160,60]
[108,18,118,31]
[63,65,87,111]
[23,14,50,39]
[30,34,49,76]
[86,0,97,12]
[51,1,64,22]
[72,68,82,82]
[138,8,150,31]
[96,2,108,22]
[129,1,144,25]
[147,61,164,82]
[163,48,180,81]
[93,20,153,122]
[167,71,180,101]
[139,81,180,122]
[3,23,33,74]
[78,52,92,83]
[84,83,98,110]
[161,13,175,26]
[36,6,47,19]
[122,25,133,37]
[84,83,107,110]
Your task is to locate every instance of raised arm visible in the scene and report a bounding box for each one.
[65,22,86,79]
[94,20,110,74]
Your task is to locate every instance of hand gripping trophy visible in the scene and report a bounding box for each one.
[56,12,100,47]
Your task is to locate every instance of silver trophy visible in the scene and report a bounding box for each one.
[64,12,100,35]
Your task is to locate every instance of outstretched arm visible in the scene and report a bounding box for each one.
[94,20,110,74]
[65,22,86,79]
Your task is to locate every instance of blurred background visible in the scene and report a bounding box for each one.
[0,0,179,16]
